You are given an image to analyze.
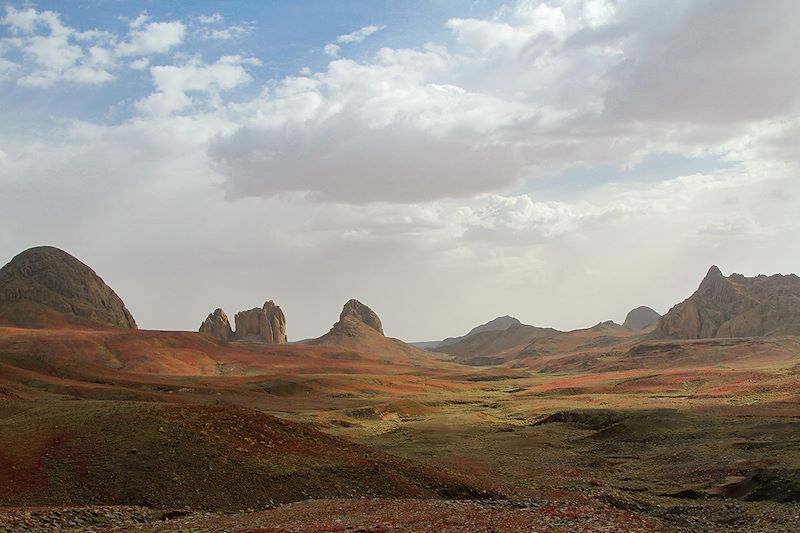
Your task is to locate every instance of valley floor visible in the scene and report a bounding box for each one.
[2,327,800,531]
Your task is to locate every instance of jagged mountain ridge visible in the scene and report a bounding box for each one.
[653,266,800,339]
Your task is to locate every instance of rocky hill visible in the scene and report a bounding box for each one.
[622,306,661,330]
[652,265,800,339]
[307,299,438,362]
[0,246,136,329]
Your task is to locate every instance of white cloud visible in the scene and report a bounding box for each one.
[322,25,384,58]
[129,57,149,70]
[137,55,260,116]
[192,13,252,40]
[115,18,185,56]
[323,43,340,57]
[0,57,18,77]
[0,6,187,87]
[1,6,115,87]
[336,24,385,44]
[200,26,251,40]
[196,13,224,25]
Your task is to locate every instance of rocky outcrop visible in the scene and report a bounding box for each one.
[199,308,233,342]
[234,300,287,344]
[652,265,800,339]
[201,300,286,344]
[622,306,661,330]
[0,246,137,329]
[339,299,383,334]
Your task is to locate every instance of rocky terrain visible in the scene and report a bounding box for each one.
[198,300,286,344]
[0,246,136,329]
[653,265,800,339]
[623,305,661,330]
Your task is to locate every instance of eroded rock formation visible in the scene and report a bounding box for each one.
[234,300,287,343]
[339,299,383,334]
[200,300,286,344]
[199,308,233,342]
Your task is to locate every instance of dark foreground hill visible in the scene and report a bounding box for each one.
[0,246,136,329]
[0,400,490,511]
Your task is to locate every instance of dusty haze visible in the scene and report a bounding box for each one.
[1,0,799,340]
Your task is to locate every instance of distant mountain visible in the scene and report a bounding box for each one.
[652,265,800,339]
[437,315,522,349]
[622,306,661,331]
[0,246,136,329]
[435,321,561,365]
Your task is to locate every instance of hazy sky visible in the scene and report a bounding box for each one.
[1,0,799,341]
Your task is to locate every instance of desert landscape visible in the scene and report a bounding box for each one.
[1,246,799,532]
[2,1,799,531]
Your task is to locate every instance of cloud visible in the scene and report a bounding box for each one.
[192,13,252,40]
[128,57,149,70]
[196,13,224,25]
[0,6,186,87]
[137,55,261,115]
[0,57,17,77]
[601,0,800,123]
[115,16,185,56]
[1,6,115,87]
[199,25,251,40]
[336,24,385,44]
[323,43,340,57]
[202,0,800,204]
[209,48,540,201]
[323,25,384,57]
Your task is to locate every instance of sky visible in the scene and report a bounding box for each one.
[1,0,799,342]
